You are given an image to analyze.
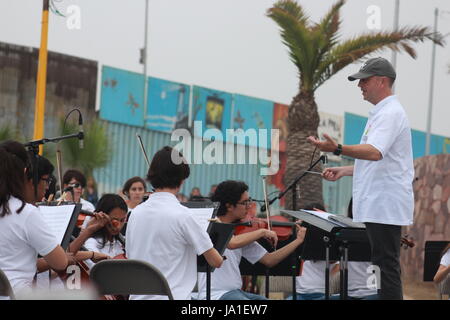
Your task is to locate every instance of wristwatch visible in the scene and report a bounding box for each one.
[333,144,343,156]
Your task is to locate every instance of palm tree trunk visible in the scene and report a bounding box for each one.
[283,90,324,210]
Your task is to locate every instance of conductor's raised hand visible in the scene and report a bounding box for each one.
[322,167,345,181]
[306,133,338,153]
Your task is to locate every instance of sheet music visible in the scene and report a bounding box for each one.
[38,205,76,245]
[188,207,216,231]
[301,210,347,227]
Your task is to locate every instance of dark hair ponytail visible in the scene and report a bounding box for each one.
[0,144,27,217]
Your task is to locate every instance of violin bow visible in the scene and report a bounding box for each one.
[56,143,64,200]
[262,175,272,232]
[136,133,151,168]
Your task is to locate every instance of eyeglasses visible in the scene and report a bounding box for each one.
[40,176,54,186]
[69,183,82,189]
[236,198,253,207]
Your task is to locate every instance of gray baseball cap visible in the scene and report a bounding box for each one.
[348,57,396,81]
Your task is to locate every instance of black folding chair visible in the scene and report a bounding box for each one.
[90,259,173,299]
[0,268,15,300]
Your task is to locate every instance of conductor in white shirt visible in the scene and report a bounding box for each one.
[307,57,414,300]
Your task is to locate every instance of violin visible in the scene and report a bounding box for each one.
[401,234,415,249]
[233,216,297,241]
[76,209,97,228]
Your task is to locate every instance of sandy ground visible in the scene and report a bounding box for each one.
[403,277,442,300]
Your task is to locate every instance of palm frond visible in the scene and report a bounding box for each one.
[314,26,445,90]
[0,125,22,143]
[267,2,316,89]
[60,118,112,177]
[272,0,310,27]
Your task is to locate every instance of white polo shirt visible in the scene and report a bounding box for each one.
[0,197,59,294]
[125,192,214,300]
[353,95,414,226]
[196,241,267,300]
[440,249,450,267]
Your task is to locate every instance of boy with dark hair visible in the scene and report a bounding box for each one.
[126,146,223,300]
[196,180,307,300]
[62,169,95,212]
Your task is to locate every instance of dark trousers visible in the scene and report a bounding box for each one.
[365,222,403,300]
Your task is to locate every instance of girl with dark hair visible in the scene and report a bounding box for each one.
[120,176,148,236]
[122,176,147,210]
[0,141,68,296]
[70,194,128,264]
[434,244,450,285]
[126,146,223,300]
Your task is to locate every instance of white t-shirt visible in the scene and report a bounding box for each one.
[347,262,378,298]
[79,199,96,229]
[0,197,59,295]
[84,237,124,258]
[440,249,450,267]
[353,95,414,226]
[296,260,338,294]
[125,192,214,300]
[197,241,267,300]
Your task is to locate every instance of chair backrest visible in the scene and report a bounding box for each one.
[0,269,15,299]
[438,274,450,300]
[90,259,173,299]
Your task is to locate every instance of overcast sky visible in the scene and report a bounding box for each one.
[1,0,449,137]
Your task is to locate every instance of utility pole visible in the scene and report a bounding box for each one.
[142,0,149,127]
[391,0,400,92]
[425,8,438,156]
[33,0,50,155]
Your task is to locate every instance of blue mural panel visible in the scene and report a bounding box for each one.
[99,66,145,127]
[145,77,190,133]
[232,94,274,147]
[191,86,232,142]
[344,112,450,159]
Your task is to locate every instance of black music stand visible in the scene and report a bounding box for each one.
[282,209,371,300]
[182,201,234,300]
[424,241,450,282]
[239,228,302,299]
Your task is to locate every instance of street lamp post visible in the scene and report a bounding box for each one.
[425,8,438,156]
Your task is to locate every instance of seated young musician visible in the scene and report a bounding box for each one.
[61,169,95,212]
[287,202,339,300]
[69,193,127,265]
[125,146,223,300]
[329,198,378,300]
[120,176,148,236]
[196,180,307,300]
[434,244,450,289]
[0,141,68,297]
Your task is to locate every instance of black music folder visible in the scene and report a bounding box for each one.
[282,209,371,262]
[182,201,233,273]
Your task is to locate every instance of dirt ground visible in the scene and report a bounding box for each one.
[403,277,442,300]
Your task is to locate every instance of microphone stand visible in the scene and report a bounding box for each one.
[24,132,84,200]
[262,154,327,212]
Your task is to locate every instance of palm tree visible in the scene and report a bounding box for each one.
[267,0,444,210]
[60,118,112,179]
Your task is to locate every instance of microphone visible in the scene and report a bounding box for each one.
[63,186,74,192]
[78,112,84,149]
[260,203,267,212]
